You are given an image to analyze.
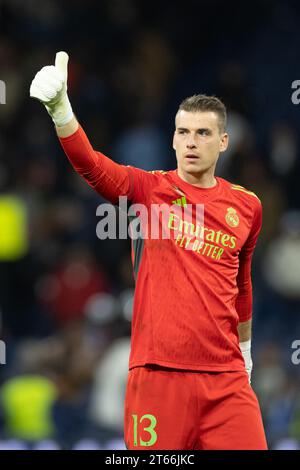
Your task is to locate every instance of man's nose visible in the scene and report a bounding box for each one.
[186,138,197,149]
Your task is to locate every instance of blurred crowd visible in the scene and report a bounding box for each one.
[0,0,300,450]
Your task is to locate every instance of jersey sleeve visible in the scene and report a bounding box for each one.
[235,199,262,323]
[59,125,159,204]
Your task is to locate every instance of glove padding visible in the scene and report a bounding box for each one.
[30,51,73,127]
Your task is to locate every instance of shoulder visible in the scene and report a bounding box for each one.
[124,167,171,199]
[132,168,172,185]
[126,166,169,177]
[146,169,169,177]
[124,166,169,186]
[218,177,262,209]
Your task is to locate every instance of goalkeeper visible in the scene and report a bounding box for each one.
[30,52,267,450]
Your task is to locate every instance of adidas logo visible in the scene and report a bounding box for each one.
[171,196,187,207]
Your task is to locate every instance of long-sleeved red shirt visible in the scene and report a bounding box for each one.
[59,126,262,372]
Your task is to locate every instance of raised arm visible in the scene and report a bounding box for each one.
[56,115,79,138]
[30,52,154,204]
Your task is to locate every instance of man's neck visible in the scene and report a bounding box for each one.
[177,168,217,189]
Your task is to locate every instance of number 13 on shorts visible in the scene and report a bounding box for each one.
[132,414,158,447]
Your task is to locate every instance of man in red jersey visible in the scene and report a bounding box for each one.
[30,52,267,450]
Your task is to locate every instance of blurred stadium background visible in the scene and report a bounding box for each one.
[0,0,300,450]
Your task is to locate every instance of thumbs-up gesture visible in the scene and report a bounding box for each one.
[30,52,73,127]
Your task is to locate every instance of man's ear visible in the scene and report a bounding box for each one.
[172,132,176,151]
[220,133,229,153]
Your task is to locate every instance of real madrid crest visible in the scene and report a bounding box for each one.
[225,207,239,228]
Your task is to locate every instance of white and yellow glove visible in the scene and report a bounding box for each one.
[30,51,73,127]
[240,339,253,384]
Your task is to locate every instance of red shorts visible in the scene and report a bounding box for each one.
[124,365,268,450]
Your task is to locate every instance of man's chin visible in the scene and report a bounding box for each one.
[183,164,206,175]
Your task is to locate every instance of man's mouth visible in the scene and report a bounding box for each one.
[185,154,200,160]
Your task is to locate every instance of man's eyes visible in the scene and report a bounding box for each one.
[177,129,210,135]
[198,130,210,135]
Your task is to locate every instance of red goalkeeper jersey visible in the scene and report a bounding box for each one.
[59,126,262,372]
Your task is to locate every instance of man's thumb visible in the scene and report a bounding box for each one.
[55,51,69,79]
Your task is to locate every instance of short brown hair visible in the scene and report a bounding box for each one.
[177,94,227,132]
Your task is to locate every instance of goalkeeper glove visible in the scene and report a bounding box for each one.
[240,339,253,384]
[30,51,73,127]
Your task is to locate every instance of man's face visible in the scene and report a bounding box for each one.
[173,110,228,177]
